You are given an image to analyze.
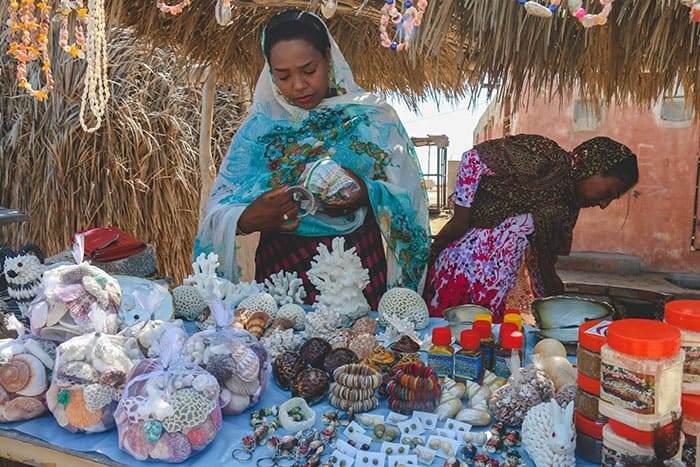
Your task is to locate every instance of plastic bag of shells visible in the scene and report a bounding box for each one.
[181,300,270,415]
[27,259,121,342]
[0,315,57,422]
[119,319,187,359]
[115,329,222,462]
[46,330,144,433]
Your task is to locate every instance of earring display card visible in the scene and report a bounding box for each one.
[379,441,410,456]
[426,434,461,459]
[411,411,438,431]
[329,449,355,467]
[354,450,386,467]
[443,418,473,434]
[387,454,418,467]
[335,439,359,458]
[357,414,384,428]
[397,418,424,438]
[344,421,367,437]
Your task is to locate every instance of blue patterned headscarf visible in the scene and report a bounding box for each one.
[195,11,431,291]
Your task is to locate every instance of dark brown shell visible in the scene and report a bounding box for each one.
[322,348,359,376]
[299,338,332,369]
[291,368,330,405]
[391,335,420,354]
[272,351,306,390]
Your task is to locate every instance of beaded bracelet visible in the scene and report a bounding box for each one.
[333,364,382,389]
[328,392,379,413]
[386,380,441,403]
[391,363,439,393]
[330,383,376,401]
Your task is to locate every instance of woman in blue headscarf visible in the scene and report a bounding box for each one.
[195,10,431,307]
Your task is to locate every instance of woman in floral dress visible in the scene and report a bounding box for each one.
[195,10,430,308]
[425,135,639,322]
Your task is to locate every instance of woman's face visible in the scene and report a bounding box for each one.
[576,174,628,209]
[269,39,331,110]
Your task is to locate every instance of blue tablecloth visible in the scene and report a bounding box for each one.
[0,319,597,466]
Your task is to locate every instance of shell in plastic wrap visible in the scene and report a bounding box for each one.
[181,327,269,415]
[377,287,429,330]
[114,359,222,462]
[299,337,332,369]
[272,351,306,391]
[307,238,370,327]
[27,262,121,342]
[47,333,143,433]
[292,367,330,405]
[0,319,56,422]
[263,271,307,307]
[118,319,188,359]
[299,158,361,205]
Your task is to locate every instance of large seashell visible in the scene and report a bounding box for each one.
[327,328,353,349]
[243,311,270,339]
[299,337,332,368]
[65,390,104,429]
[292,368,330,405]
[273,351,306,390]
[524,1,553,17]
[230,341,260,383]
[0,356,30,393]
[215,0,234,26]
[351,316,377,336]
[3,396,46,421]
[435,397,462,421]
[348,333,377,360]
[15,354,48,397]
[263,317,294,338]
[322,348,359,376]
[456,407,491,426]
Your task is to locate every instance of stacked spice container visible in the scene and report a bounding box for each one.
[664,299,700,465]
[574,319,611,464]
[599,319,685,464]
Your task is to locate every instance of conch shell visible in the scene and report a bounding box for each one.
[244,311,269,339]
[215,0,234,26]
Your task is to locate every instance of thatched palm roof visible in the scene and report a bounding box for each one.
[106,0,700,113]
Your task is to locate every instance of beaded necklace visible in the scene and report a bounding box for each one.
[156,0,191,15]
[6,0,54,100]
[56,1,87,60]
[520,0,616,28]
[79,0,110,133]
[378,0,429,52]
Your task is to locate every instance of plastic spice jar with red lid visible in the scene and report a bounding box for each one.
[577,319,610,380]
[575,410,605,464]
[665,299,700,395]
[681,393,700,466]
[599,319,684,429]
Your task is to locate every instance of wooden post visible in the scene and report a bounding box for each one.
[198,67,217,223]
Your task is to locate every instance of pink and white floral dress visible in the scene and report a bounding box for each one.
[426,149,544,322]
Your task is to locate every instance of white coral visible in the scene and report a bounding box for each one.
[303,305,342,341]
[377,287,429,330]
[263,271,307,307]
[260,328,303,360]
[276,304,306,331]
[307,237,369,327]
[522,399,576,467]
[184,253,263,309]
[237,292,277,316]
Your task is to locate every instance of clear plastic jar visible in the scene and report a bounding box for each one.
[599,319,684,429]
[602,423,683,466]
[577,319,610,380]
[681,393,700,467]
[664,299,700,395]
[575,410,604,464]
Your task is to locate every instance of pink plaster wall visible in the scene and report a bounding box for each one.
[474,97,700,273]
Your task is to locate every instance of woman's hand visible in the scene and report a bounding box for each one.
[429,205,471,263]
[322,168,369,217]
[238,186,301,233]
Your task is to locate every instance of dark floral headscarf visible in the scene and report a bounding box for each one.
[469,134,634,295]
